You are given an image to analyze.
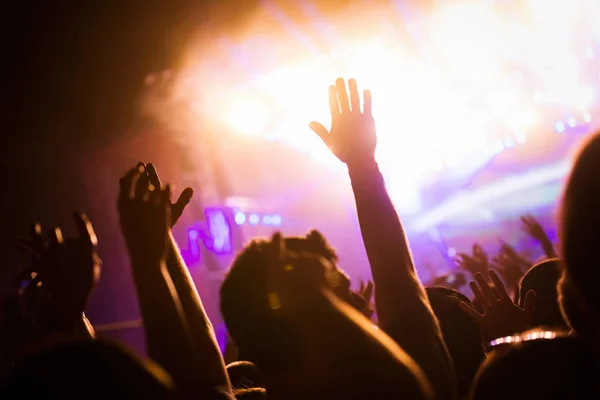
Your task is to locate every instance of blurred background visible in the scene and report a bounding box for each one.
[2,0,599,354]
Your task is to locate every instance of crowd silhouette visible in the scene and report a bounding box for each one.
[1,77,600,399]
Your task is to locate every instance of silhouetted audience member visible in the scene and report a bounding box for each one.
[0,339,175,399]
[471,335,600,400]
[517,258,568,330]
[427,286,485,399]
[227,361,264,390]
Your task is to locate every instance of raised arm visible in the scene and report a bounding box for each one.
[309,78,456,399]
[118,166,230,399]
[144,163,231,392]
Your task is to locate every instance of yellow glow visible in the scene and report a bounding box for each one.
[222,96,269,136]
[169,0,600,212]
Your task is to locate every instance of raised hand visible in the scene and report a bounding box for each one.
[520,214,557,258]
[309,78,376,167]
[118,165,171,263]
[456,244,490,279]
[146,163,193,227]
[491,242,530,294]
[15,213,101,328]
[460,270,535,340]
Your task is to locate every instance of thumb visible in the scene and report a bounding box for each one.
[175,187,194,209]
[171,187,194,225]
[309,121,330,146]
[523,289,536,318]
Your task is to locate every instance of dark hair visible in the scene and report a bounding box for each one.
[471,336,600,399]
[220,230,343,373]
[226,361,264,390]
[426,286,485,399]
[517,259,567,330]
[0,339,174,398]
[560,133,600,327]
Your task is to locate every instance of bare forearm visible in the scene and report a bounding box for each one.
[165,233,230,390]
[348,161,432,327]
[131,257,203,397]
[348,161,456,399]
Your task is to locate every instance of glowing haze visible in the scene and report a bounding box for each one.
[149,0,600,215]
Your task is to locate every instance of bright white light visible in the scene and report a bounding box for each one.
[175,0,600,210]
[234,211,246,225]
[223,96,269,136]
[248,214,260,225]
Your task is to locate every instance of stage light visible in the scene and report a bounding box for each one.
[270,215,282,226]
[515,132,527,144]
[188,229,199,241]
[204,208,233,255]
[234,211,246,225]
[224,96,269,136]
[583,112,592,123]
[555,121,566,133]
[248,214,260,225]
[447,247,457,257]
[504,138,515,148]
[567,116,577,128]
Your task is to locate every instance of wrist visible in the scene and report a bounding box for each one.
[347,157,379,175]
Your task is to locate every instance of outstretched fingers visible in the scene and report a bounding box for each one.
[328,85,340,119]
[73,212,98,247]
[363,89,372,117]
[119,167,140,201]
[146,163,162,188]
[348,78,361,112]
[335,78,350,113]
[488,269,509,300]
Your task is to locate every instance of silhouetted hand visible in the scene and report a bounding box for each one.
[520,214,557,258]
[309,78,376,167]
[15,213,100,327]
[456,244,490,279]
[491,242,530,294]
[146,163,193,227]
[118,165,171,263]
[351,280,375,319]
[460,270,535,340]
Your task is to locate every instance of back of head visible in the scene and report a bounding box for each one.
[227,361,264,390]
[471,335,600,400]
[1,339,174,399]
[560,132,600,325]
[426,286,485,398]
[517,259,568,330]
[220,230,345,374]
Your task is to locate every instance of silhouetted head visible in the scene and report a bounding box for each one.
[426,286,485,399]
[227,361,264,390]
[517,258,567,330]
[0,339,174,399]
[471,335,600,399]
[560,132,600,335]
[220,230,350,375]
